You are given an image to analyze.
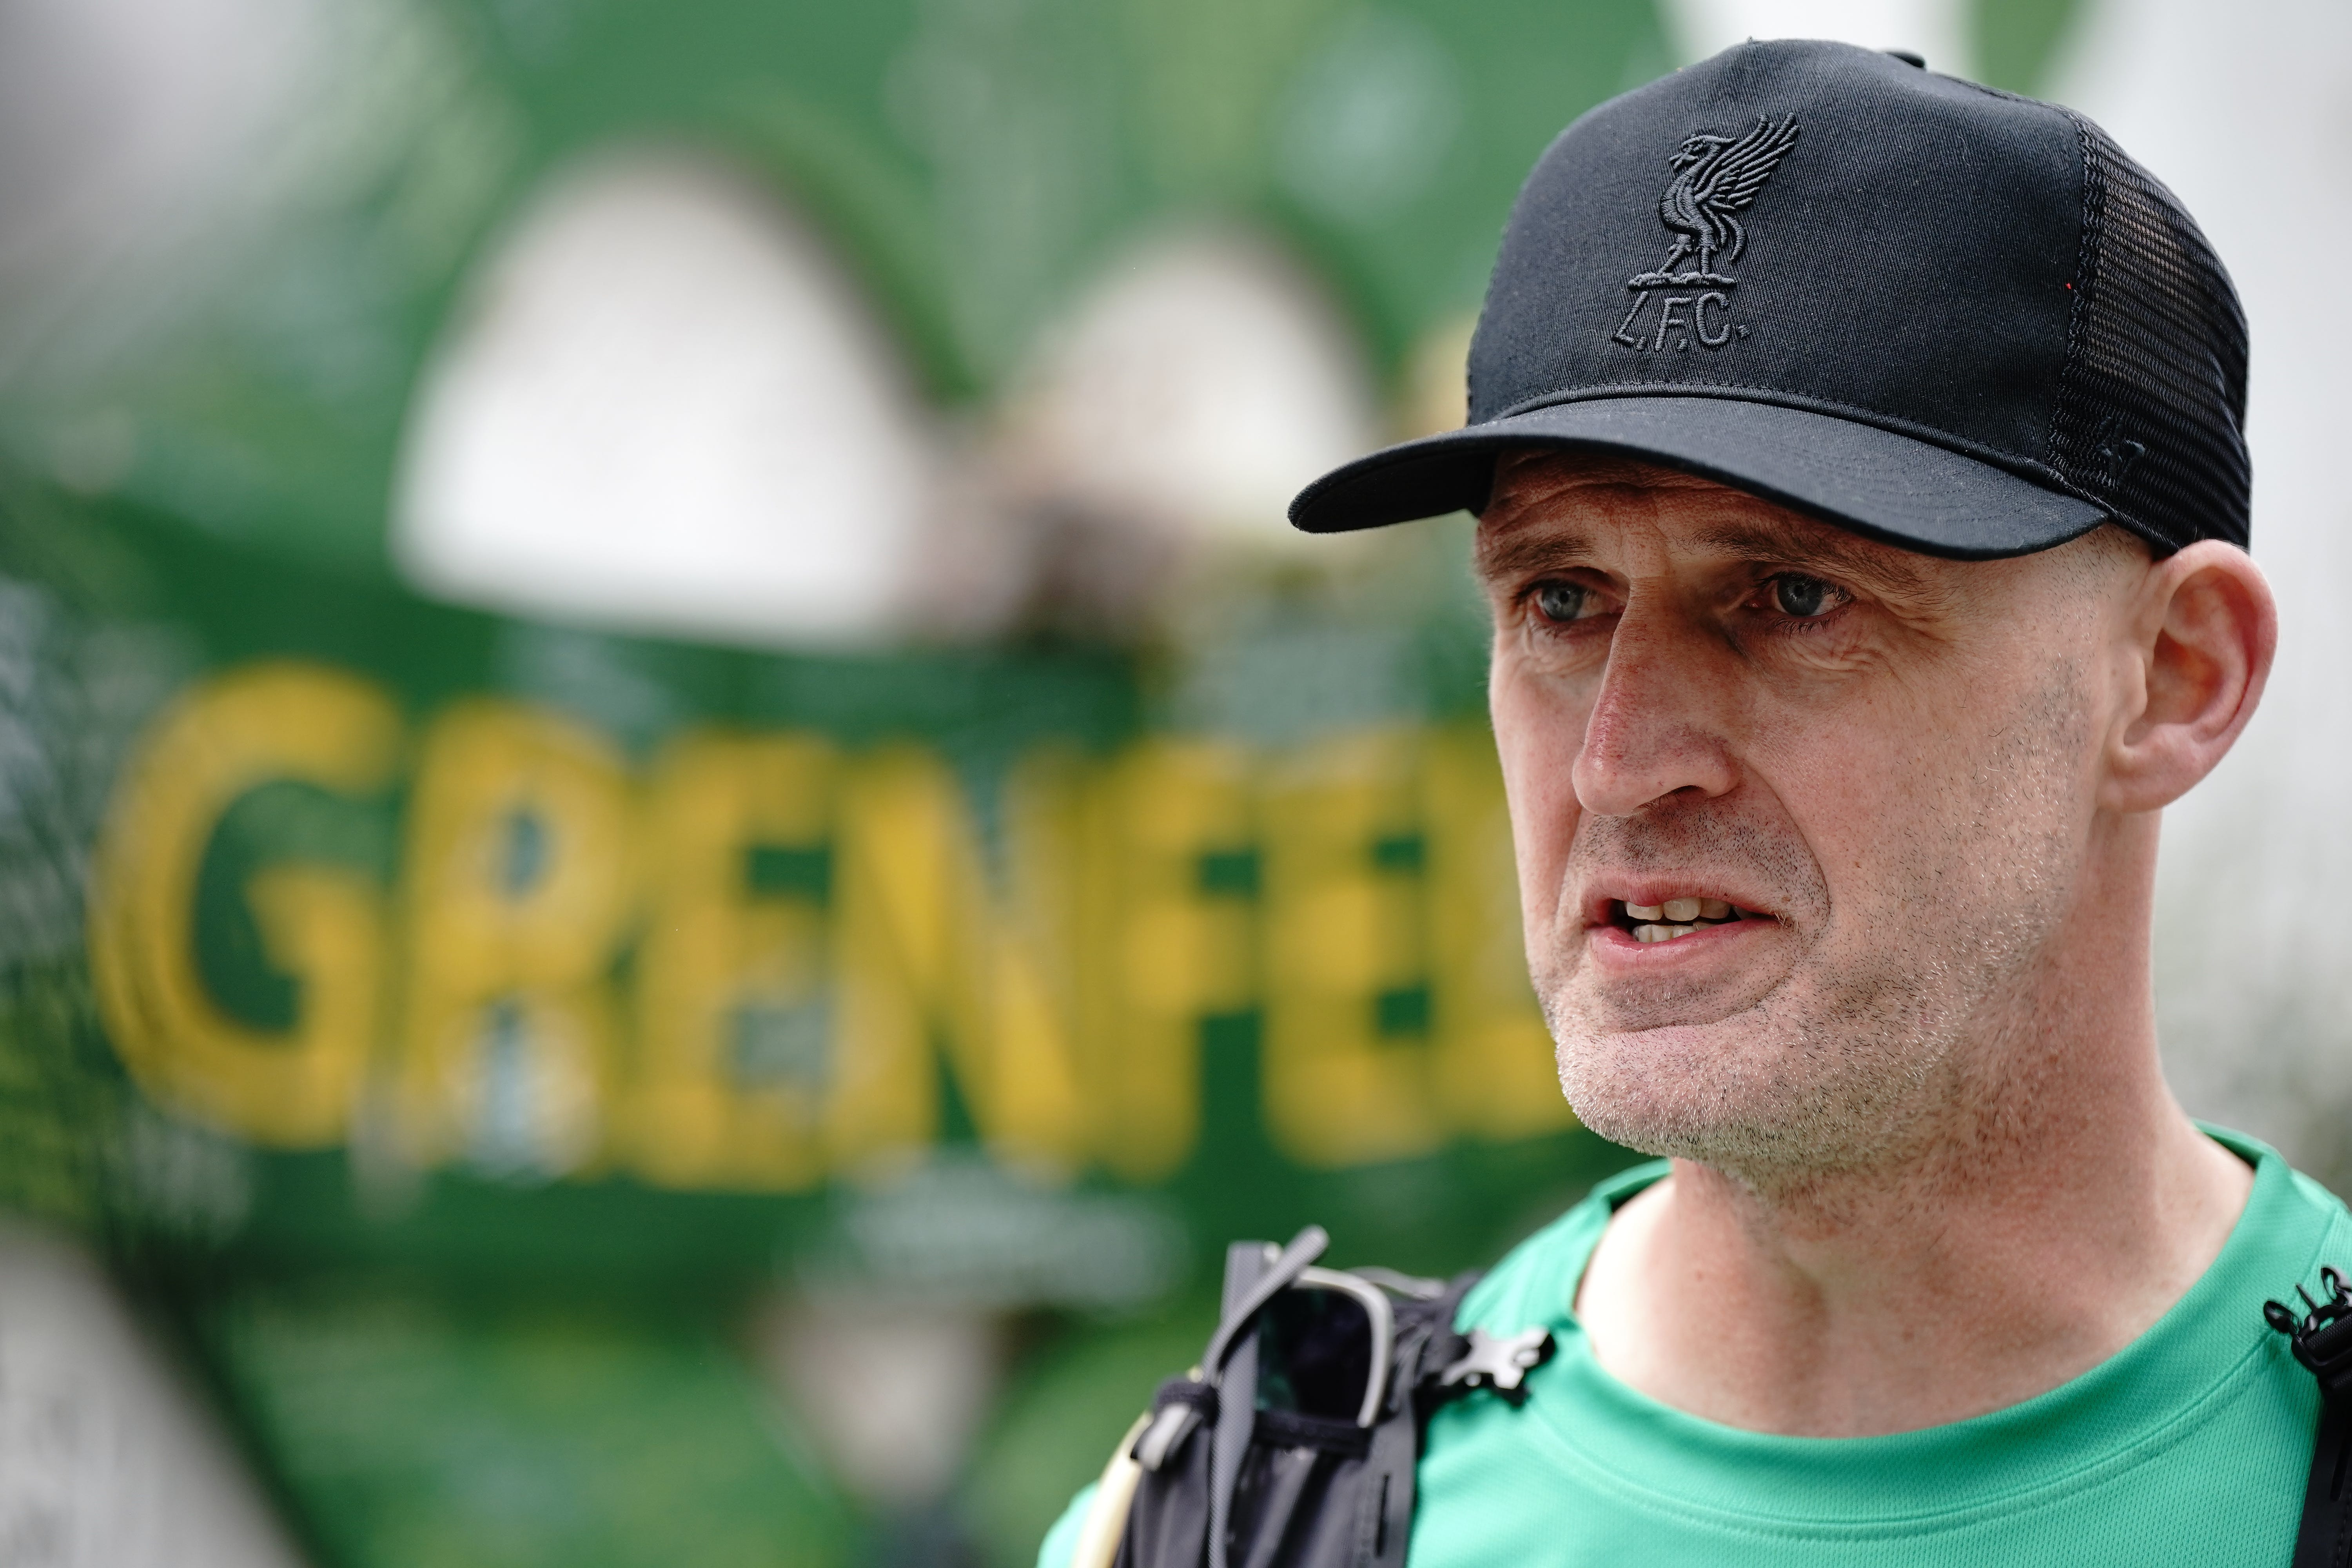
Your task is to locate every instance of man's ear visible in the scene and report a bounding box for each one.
[2102,541,2276,813]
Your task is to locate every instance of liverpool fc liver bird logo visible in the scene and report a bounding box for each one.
[1627,115,1800,288]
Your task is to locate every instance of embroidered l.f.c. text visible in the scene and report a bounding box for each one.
[1614,115,1798,351]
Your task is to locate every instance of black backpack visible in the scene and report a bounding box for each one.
[1066,1226,1551,1568]
[1067,1227,2352,1568]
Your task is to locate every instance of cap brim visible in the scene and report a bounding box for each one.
[1288,396,2109,559]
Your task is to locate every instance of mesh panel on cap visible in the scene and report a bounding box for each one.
[2048,115,2251,551]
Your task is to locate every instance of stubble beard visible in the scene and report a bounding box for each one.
[1538,664,2093,1189]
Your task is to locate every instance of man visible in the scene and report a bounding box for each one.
[1045,38,2345,1563]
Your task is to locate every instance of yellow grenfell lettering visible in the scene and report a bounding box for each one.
[1260,728,1445,1167]
[825,746,949,1165]
[87,662,400,1146]
[394,700,634,1178]
[988,750,1094,1171]
[89,658,1576,1181]
[1042,740,1254,1181]
[830,744,1085,1174]
[633,730,836,1191]
[1422,725,1576,1139]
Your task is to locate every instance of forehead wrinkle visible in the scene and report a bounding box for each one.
[1472,470,1662,584]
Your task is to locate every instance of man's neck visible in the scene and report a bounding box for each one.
[1570,835,2254,1437]
[1574,1108,2249,1436]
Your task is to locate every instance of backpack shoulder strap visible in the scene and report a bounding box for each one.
[2267,1268,2352,1568]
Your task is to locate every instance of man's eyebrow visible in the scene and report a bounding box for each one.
[1472,525,1595,584]
[1474,503,1945,596]
[1683,520,1937,594]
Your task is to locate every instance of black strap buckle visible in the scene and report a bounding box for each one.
[1435,1327,1555,1396]
[2268,1268,2352,1401]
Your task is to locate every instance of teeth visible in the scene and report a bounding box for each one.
[1634,923,1700,943]
[1622,897,1746,926]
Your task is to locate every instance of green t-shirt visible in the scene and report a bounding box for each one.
[1040,1127,2349,1567]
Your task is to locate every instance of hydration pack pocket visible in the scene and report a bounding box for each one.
[1068,1227,1553,1568]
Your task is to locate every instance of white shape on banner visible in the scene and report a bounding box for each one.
[998,230,1378,557]
[393,149,939,648]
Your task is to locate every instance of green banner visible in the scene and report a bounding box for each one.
[20,487,1619,1279]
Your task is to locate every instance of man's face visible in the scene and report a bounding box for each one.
[1478,453,2142,1177]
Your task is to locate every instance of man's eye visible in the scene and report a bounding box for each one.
[1532,581,1589,622]
[1771,575,1836,618]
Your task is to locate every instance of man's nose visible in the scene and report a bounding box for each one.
[1570,599,1739,817]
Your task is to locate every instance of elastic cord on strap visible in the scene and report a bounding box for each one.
[1200,1225,1329,1383]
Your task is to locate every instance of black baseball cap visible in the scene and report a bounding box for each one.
[1288,40,2250,559]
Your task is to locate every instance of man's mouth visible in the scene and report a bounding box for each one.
[1608,897,1761,944]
